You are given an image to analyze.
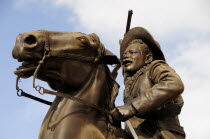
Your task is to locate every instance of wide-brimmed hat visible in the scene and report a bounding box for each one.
[120,27,165,61]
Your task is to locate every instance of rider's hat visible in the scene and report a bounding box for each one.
[120,27,165,61]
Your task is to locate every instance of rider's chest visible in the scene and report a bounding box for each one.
[132,72,153,95]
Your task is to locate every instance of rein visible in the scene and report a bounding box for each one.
[16,31,112,117]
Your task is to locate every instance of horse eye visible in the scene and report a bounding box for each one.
[80,38,87,44]
[77,37,89,47]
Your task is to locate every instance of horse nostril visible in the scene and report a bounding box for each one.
[24,35,37,46]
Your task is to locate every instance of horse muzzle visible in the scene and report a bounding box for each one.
[12,32,45,78]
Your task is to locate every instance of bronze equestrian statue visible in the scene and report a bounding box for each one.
[12,30,130,139]
[111,27,185,139]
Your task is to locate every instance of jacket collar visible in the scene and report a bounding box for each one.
[124,64,149,101]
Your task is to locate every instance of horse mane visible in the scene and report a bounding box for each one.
[89,33,119,111]
[103,64,119,111]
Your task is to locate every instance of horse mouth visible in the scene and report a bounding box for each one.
[14,60,39,78]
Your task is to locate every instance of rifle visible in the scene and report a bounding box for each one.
[111,10,133,79]
[111,10,138,139]
[126,10,133,34]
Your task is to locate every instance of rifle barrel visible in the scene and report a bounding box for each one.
[125,10,133,33]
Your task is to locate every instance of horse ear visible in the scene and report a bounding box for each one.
[87,33,120,64]
[103,48,120,65]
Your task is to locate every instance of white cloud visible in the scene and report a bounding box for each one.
[14,0,210,56]
[14,0,210,35]
[46,0,210,38]
[170,39,210,139]
[16,0,209,55]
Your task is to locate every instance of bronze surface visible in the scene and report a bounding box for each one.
[111,27,185,139]
[12,30,130,139]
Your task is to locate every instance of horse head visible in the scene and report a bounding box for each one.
[12,30,119,92]
[12,30,132,139]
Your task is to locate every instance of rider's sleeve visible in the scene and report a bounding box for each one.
[131,60,184,117]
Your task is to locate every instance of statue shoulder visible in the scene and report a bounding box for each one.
[150,60,168,69]
[149,60,170,73]
[148,60,172,82]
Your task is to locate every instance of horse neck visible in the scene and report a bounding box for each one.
[75,63,111,110]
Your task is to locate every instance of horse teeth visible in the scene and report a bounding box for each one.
[20,61,34,68]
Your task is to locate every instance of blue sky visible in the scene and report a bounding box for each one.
[1,0,210,139]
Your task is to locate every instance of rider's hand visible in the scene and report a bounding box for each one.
[111,105,136,121]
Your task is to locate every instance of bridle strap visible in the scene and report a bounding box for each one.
[16,76,52,105]
[32,31,103,95]
[17,89,52,105]
[17,76,111,115]
[43,88,110,115]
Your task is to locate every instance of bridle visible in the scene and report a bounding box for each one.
[15,31,112,117]
[31,32,104,94]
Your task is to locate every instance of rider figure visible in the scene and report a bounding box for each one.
[111,27,185,139]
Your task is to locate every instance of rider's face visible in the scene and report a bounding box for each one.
[122,43,146,75]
